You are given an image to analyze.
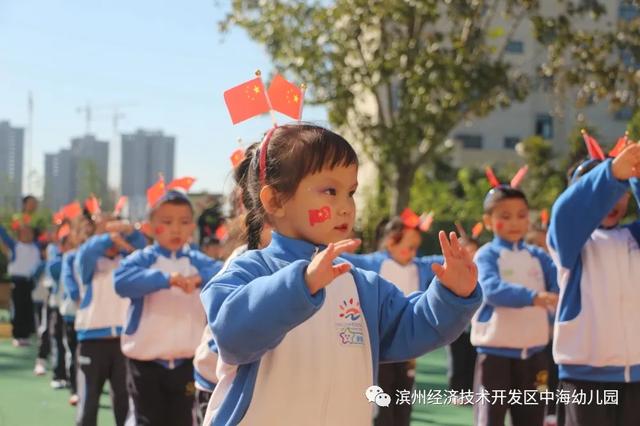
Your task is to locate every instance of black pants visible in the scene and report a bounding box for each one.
[64,320,78,394]
[447,331,476,391]
[557,379,640,426]
[196,388,212,425]
[76,339,129,426]
[36,301,51,359]
[374,361,415,426]
[126,358,195,426]
[48,308,67,381]
[544,342,559,416]
[473,351,548,426]
[10,276,35,339]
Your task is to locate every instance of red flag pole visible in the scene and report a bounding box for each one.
[256,70,278,127]
[299,82,307,122]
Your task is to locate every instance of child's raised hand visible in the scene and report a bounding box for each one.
[169,273,188,292]
[304,239,361,295]
[183,275,202,293]
[109,232,135,253]
[533,291,559,310]
[612,142,640,180]
[431,231,478,298]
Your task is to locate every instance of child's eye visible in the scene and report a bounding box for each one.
[323,188,336,196]
[349,190,356,198]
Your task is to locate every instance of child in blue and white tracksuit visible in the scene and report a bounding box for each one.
[0,224,42,344]
[71,229,146,425]
[548,155,640,426]
[471,185,558,426]
[114,191,222,426]
[44,241,70,385]
[60,249,80,396]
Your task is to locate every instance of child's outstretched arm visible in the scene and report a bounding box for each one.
[189,251,224,285]
[378,231,481,361]
[75,234,115,286]
[114,249,173,299]
[549,151,640,269]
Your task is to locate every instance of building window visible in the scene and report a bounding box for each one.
[619,3,639,21]
[456,134,483,150]
[504,137,521,149]
[505,40,524,54]
[614,107,634,121]
[535,114,554,139]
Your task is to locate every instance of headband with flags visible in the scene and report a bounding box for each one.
[146,176,196,208]
[62,202,83,221]
[571,130,634,183]
[455,221,484,240]
[400,208,435,232]
[214,224,229,243]
[113,196,128,216]
[85,195,101,216]
[485,165,529,189]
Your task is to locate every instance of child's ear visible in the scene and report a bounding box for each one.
[482,214,492,231]
[259,186,285,218]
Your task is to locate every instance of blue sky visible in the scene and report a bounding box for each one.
[0,0,327,196]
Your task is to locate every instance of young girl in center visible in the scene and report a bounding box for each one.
[200,124,482,425]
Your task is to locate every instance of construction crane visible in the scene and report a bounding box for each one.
[76,102,136,135]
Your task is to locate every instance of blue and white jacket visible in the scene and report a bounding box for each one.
[74,232,146,341]
[200,232,482,425]
[548,159,640,383]
[0,225,42,279]
[45,244,63,308]
[341,251,443,295]
[114,243,223,366]
[471,237,558,359]
[60,251,80,322]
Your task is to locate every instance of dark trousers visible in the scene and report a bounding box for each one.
[473,351,548,426]
[36,301,51,359]
[447,331,476,391]
[126,358,195,426]
[49,308,67,380]
[544,342,559,416]
[64,320,78,394]
[10,276,35,338]
[374,361,415,426]
[196,388,212,425]
[557,380,640,426]
[76,339,129,426]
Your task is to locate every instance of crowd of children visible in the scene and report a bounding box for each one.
[1,120,640,426]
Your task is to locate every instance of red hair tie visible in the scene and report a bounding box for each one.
[259,126,278,185]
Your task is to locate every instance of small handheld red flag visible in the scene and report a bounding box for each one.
[268,74,304,120]
[223,77,271,124]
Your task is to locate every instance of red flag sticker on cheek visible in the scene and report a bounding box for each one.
[308,206,331,226]
[496,221,504,231]
[154,226,165,235]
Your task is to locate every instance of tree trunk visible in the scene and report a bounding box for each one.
[390,162,418,215]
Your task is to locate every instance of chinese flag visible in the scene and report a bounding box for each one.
[113,196,128,215]
[268,74,303,120]
[608,135,628,158]
[63,202,83,220]
[418,211,434,232]
[57,224,71,240]
[147,178,166,207]
[582,131,606,160]
[223,77,270,124]
[400,208,421,229]
[167,177,196,192]
[230,148,245,167]
[471,222,484,239]
[215,224,229,242]
[540,209,550,228]
[85,195,101,215]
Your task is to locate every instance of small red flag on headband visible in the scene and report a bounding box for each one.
[268,74,304,120]
[581,130,606,161]
[230,148,245,168]
[608,133,629,158]
[139,222,153,236]
[167,177,196,192]
[57,223,71,240]
[147,177,166,208]
[113,196,128,216]
[223,77,271,124]
[540,209,550,228]
[85,195,101,215]
[418,211,435,232]
[400,208,421,229]
[53,210,65,225]
[63,202,83,220]
[215,224,229,242]
[485,167,500,188]
[510,165,528,189]
[471,222,484,239]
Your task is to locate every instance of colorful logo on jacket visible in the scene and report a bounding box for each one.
[338,298,362,321]
[336,298,364,346]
